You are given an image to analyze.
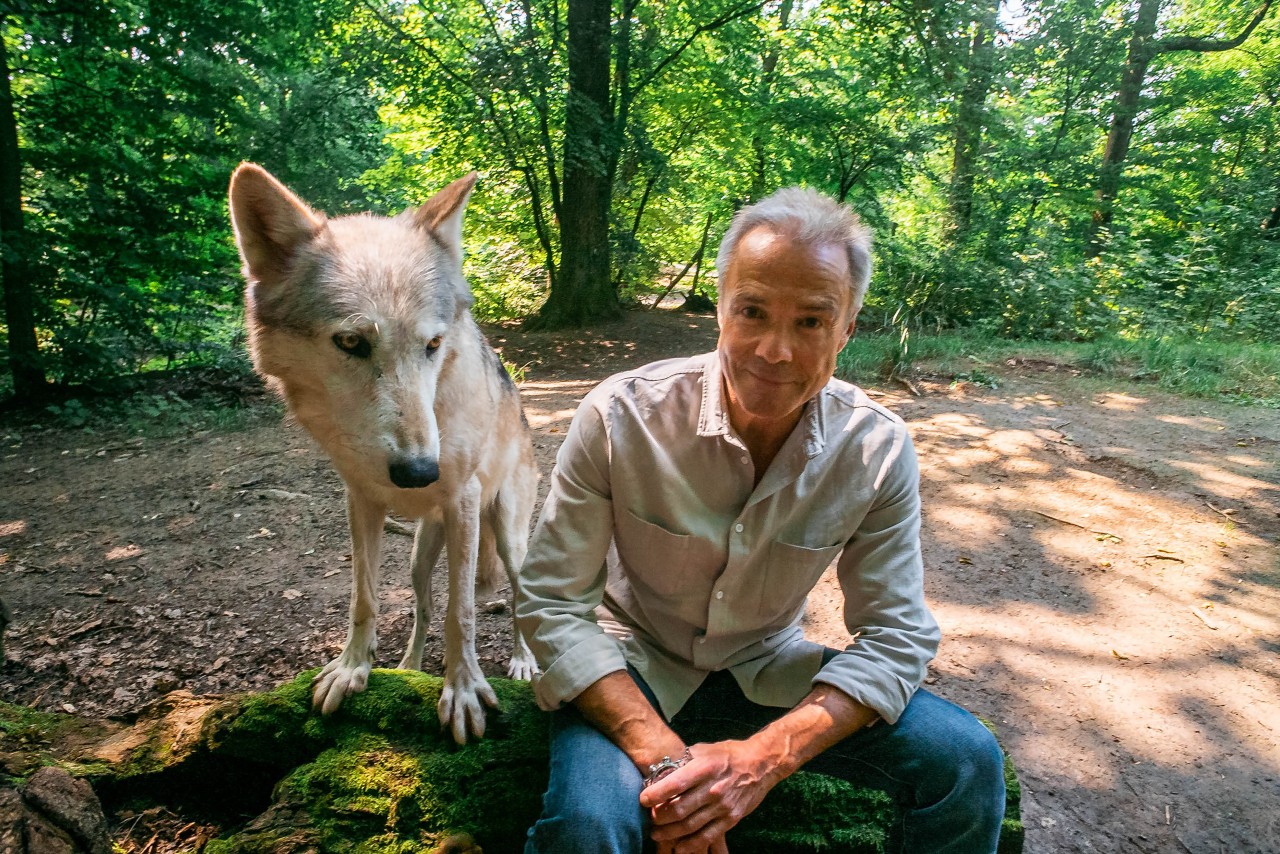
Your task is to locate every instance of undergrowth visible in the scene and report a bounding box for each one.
[837,332,1280,407]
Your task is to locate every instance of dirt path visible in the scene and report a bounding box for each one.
[2,310,1278,852]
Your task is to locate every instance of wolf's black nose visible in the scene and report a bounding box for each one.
[389,456,440,489]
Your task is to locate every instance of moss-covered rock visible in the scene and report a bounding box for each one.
[202,670,1022,853]
[3,672,1024,853]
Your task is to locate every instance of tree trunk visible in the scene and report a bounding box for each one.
[1084,0,1159,258]
[533,0,620,328]
[748,0,792,203]
[948,0,998,241]
[0,14,46,398]
[1263,186,1280,237]
[1085,0,1274,257]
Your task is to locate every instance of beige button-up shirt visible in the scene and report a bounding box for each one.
[515,352,939,724]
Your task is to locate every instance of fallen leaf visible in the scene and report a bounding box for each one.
[957,556,973,565]
[211,657,230,671]
[1111,649,1130,660]
[323,569,341,578]
[282,589,302,600]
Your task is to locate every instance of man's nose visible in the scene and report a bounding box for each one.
[756,327,794,363]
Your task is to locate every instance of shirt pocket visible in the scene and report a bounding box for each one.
[614,509,694,598]
[757,539,844,624]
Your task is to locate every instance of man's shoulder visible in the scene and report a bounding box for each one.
[821,375,906,430]
[585,353,711,404]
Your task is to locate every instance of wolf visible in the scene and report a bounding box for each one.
[227,164,539,743]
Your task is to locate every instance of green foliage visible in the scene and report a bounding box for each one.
[4,0,1279,398]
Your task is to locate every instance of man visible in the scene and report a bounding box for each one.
[515,188,1006,854]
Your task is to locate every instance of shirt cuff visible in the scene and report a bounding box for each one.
[533,632,630,711]
[812,653,920,724]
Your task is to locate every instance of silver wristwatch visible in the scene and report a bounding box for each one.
[642,748,692,788]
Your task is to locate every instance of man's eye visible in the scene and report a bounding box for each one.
[799,317,822,329]
[425,336,443,355]
[742,306,763,319]
[332,332,372,358]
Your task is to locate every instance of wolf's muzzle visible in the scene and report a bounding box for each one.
[389,456,440,489]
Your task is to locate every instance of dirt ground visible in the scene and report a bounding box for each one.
[1,309,1278,853]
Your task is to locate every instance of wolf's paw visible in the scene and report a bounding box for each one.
[396,647,424,671]
[438,665,499,744]
[507,647,539,682]
[312,655,373,715]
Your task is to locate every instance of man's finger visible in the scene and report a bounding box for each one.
[649,802,720,842]
[666,818,735,854]
[640,765,703,809]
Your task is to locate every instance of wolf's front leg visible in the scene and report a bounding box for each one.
[438,477,498,744]
[313,489,387,715]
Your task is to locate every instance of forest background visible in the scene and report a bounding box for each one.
[1,0,1279,402]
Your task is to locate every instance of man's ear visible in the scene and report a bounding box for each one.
[228,164,325,288]
[841,311,859,347]
[412,172,478,261]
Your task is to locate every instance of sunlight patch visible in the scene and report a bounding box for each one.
[105,543,143,561]
[0,519,27,537]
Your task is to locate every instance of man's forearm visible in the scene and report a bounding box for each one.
[572,671,687,773]
[746,683,879,781]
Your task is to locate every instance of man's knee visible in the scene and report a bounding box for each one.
[526,794,646,854]
[948,714,1005,795]
[909,698,1005,804]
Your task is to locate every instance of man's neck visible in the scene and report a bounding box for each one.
[730,409,803,486]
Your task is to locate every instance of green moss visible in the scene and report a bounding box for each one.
[163,672,1024,853]
[0,701,117,782]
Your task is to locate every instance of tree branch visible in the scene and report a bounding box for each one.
[627,0,763,102]
[1156,0,1274,53]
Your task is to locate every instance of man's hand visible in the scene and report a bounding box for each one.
[640,739,781,853]
[639,683,879,853]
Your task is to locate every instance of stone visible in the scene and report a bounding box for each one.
[0,787,28,852]
[0,595,10,661]
[21,767,111,854]
[22,808,77,854]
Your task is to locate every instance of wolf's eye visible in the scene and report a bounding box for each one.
[333,332,371,358]
[425,336,443,356]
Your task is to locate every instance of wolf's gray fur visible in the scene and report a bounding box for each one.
[228,164,538,743]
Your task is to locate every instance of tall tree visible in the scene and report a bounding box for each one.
[1085,0,1276,257]
[0,12,44,398]
[536,0,620,326]
[947,0,1000,240]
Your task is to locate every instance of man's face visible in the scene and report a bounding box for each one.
[717,225,857,438]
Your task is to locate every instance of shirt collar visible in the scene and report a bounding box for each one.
[696,350,828,459]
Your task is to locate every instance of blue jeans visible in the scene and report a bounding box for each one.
[525,664,1006,854]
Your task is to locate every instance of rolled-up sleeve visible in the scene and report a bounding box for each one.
[813,427,940,724]
[514,390,628,710]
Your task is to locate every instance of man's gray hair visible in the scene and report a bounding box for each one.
[715,187,873,316]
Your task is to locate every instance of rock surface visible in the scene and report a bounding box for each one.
[0,767,111,854]
[2,672,1023,853]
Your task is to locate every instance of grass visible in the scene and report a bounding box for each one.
[837,331,1280,407]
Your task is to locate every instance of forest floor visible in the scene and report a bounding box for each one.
[1,309,1278,853]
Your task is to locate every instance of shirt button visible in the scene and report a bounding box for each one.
[714,590,725,600]
[697,637,706,644]
[740,455,749,465]
[734,523,744,533]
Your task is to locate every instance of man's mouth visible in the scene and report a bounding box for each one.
[745,370,793,387]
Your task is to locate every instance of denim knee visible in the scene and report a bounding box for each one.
[525,786,646,854]
[525,706,648,854]
[912,701,1006,809]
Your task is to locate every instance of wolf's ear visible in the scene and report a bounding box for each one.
[228,163,325,288]
[412,172,478,258]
